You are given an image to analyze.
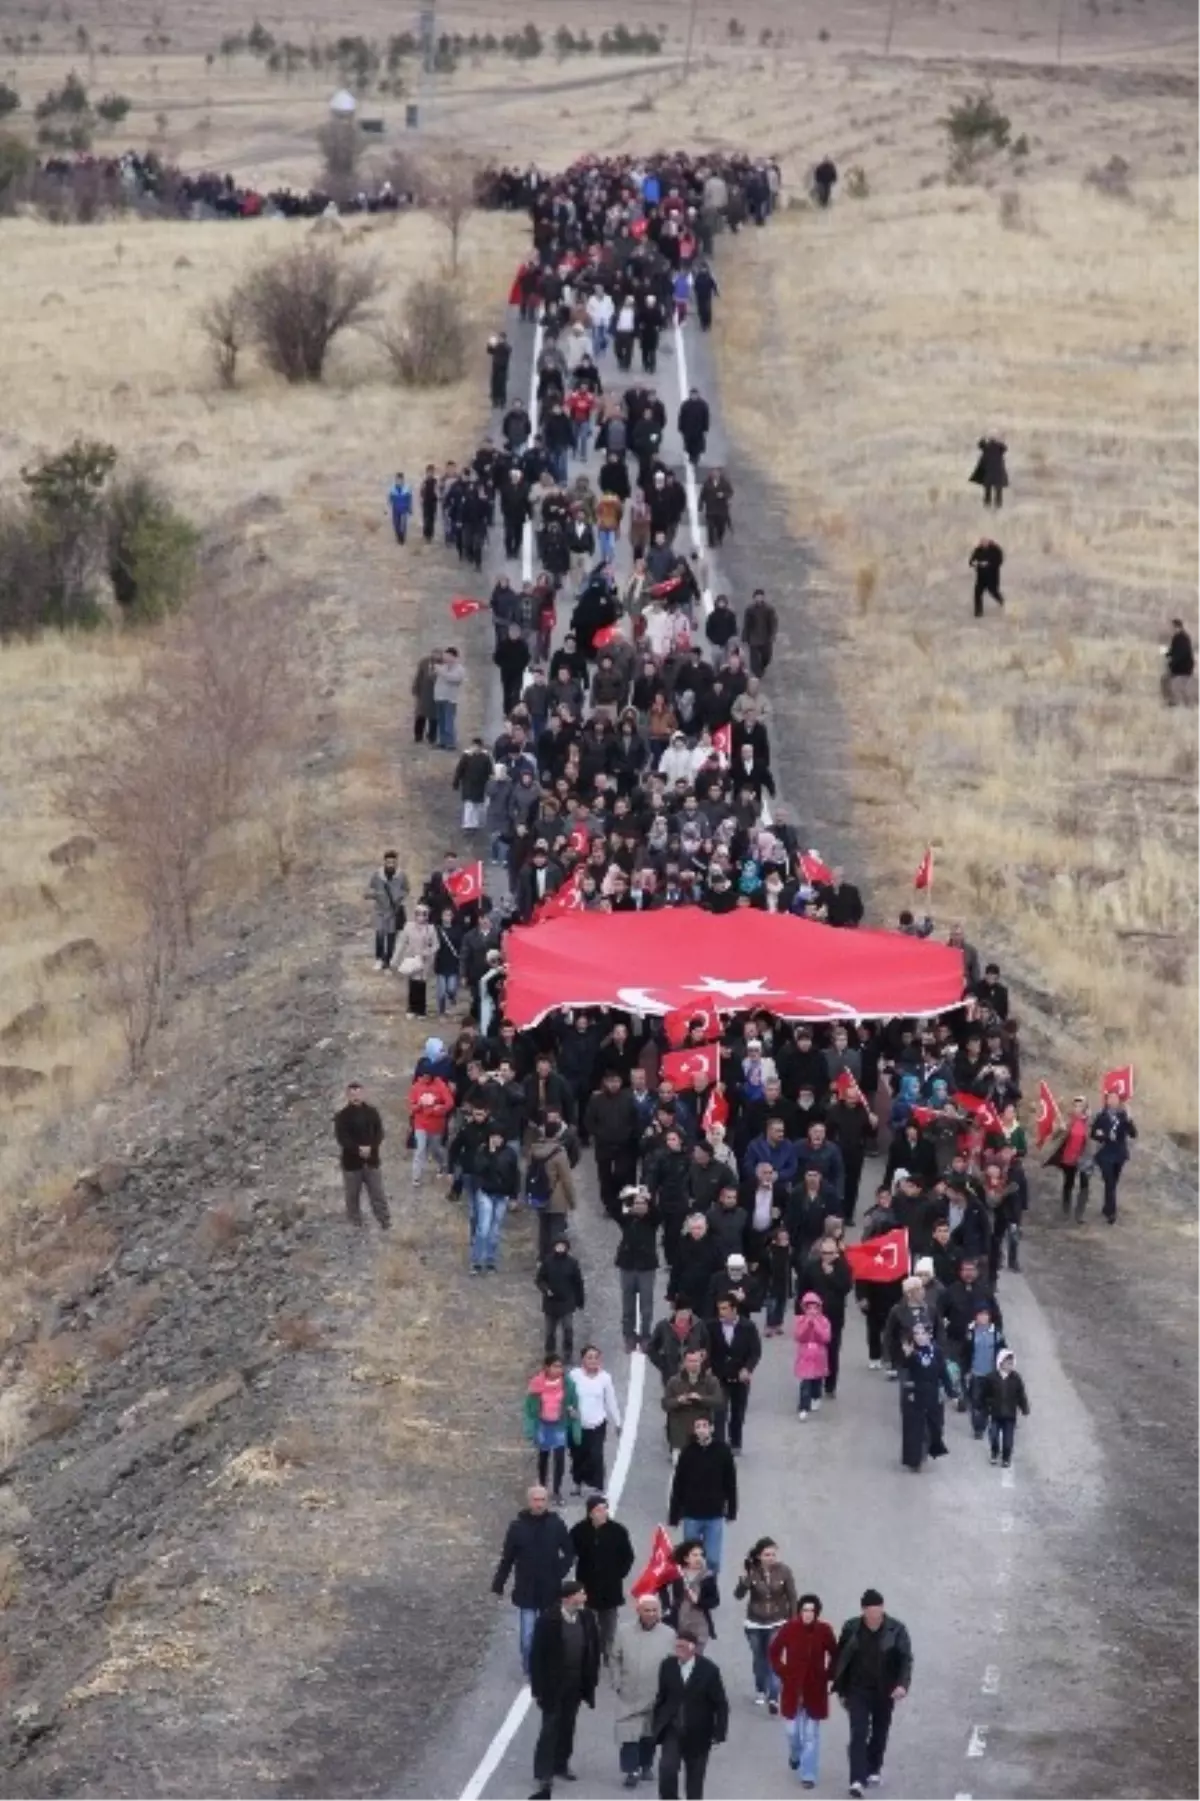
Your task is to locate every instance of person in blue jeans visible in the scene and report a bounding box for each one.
[387,471,412,543]
[668,1415,737,1576]
[491,1485,574,1677]
[470,1128,520,1273]
[733,1538,796,1710]
[964,1303,1005,1436]
[769,1594,838,1790]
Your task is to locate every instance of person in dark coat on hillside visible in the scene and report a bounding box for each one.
[492,1485,575,1675]
[831,1589,913,1798]
[1089,1089,1138,1222]
[334,1080,390,1230]
[651,1630,729,1800]
[536,1231,586,1361]
[677,390,711,465]
[528,1578,602,1800]
[970,434,1009,507]
[692,263,720,331]
[969,537,1004,616]
[569,1495,635,1659]
[812,156,838,206]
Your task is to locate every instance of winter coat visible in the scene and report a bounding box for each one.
[705,1317,762,1388]
[792,1301,832,1381]
[453,748,493,804]
[668,1438,738,1525]
[366,867,408,928]
[661,1368,724,1452]
[769,1616,838,1721]
[475,1144,521,1199]
[334,1101,384,1171]
[523,1370,582,1446]
[569,1516,635,1611]
[982,1367,1030,1421]
[1089,1106,1137,1165]
[529,1604,601,1709]
[646,1315,707,1382]
[612,1618,677,1738]
[831,1614,914,1696]
[407,1075,455,1136]
[491,1508,574,1610]
[396,919,437,978]
[970,437,1009,490]
[732,1559,797,1627]
[536,1249,585,1317]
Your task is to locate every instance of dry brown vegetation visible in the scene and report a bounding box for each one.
[710,54,1197,1146]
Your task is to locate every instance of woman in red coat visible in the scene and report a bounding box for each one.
[768,1593,838,1789]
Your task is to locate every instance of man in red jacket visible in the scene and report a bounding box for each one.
[768,1593,837,1790]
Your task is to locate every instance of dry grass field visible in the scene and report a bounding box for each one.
[0,205,520,1204]
[710,58,1198,1145]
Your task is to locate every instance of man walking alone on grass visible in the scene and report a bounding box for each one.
[831,1587,913,1798]
[333,1081,390,1230]
[969,537,1004,617]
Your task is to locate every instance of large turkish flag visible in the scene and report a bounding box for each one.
[503,910,965,1027]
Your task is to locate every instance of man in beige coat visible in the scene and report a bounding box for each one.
[611,1593,675,1789]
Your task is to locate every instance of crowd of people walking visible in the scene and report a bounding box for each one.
[339,149,1144,1800]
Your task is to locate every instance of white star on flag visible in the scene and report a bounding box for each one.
[684,977,785,1001]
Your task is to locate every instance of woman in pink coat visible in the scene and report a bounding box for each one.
[793,1292,832,1420]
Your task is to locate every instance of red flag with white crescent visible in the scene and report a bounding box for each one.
[1100,1063,1134,1103]
[444,861,484,907]
[711,723,732,764]
[534,872,585,924]
[702,1084,730,1132]
[953,1091,1003,1134]
[914,845,934,891]
[844,1227,910,1284]
[449,596,484,620]
[661,1044,720,1088]
[664,1002,722,1049]
[1036,1079,1063,1148]
[630,1524,681,1599]
[798,848,834,887]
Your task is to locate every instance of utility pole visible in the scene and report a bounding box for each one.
[1055,0,1068,63]
[883,0,902,54]
[683,0,698,78]
[412,2,435,131]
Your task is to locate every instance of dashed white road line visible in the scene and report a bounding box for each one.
[966,1725,989,1759]
[981,1664,1002,1695]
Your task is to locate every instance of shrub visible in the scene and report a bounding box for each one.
[34,69,90,118]
[18,439,115,630]
[998,188,1023,229]
[236,243,385,383]
[942,88,1011,151]
[845,164,869,198]
[1084,154,1132,199]
[95,92,130,124]
[197,291,247,388]
[0,128,34,206]
[0,82,19,119]
[247,19,276,56]
[1010,133,1030,157]
[104,471,198,622]
[727,18,746,40]
[379,274,468,386]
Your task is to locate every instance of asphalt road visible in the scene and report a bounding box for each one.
[402,289,1140,1801]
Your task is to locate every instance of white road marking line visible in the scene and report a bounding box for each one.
[458,1350,647,1799]
[967,1725,989,1758]
[981,1665,1001,1695]
[1001,1465,1016,1488]
[1000,1513,1015,1532]
[993,1609,1007,1633]
[955,1791,975,1798]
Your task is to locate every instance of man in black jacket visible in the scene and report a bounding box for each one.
[815,867,864,928]
[333,1081,390,1229]
[832,1588,913,1798]
[616,1186,659,1353]
[668,1416,737,1575]
[705,1294,762,1453]
[586,1069,642,1219]
[677,388,711,465]
[529,1578,602,1799]
[492,1486,575,1674]
[969,536,1004,616]
[536,1232,585,1360]
[568,1496,635,1659]
[652,1630,729,1799]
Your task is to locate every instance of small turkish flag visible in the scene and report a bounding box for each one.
[1101,1064,1134,1103]
[450,597,484,620]
[650,574,684,599]
[1036,1079,1063,1148]
[662,1044,720,1088]
[664,1002,722,1049]
[568,825,591,857]
[844,1228,909,1283]
[954,1091,1003,1134]
[909,1104,938,1128]
[832,1069,856,1098]
[444,861,484,907]
[631,1524,681,1599]
[630,217,648,240]
[711,723,732,762]
[534,873,585,924]
[702,1084,730,1132]
[914,846,934,891]
[798,848,834,887]
[592,623,622,650]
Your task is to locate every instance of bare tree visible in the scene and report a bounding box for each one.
[417,150,478,272]
[197,290,247,388]
[376,274,468,387]
[235,243,385,382]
